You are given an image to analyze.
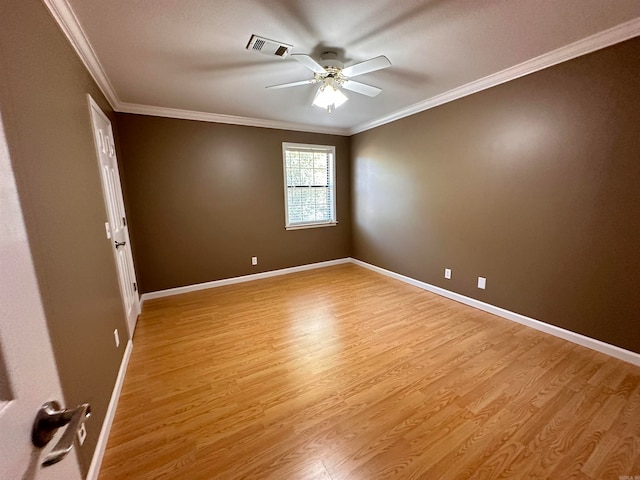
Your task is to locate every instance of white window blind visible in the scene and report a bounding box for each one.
[283,143,336,229]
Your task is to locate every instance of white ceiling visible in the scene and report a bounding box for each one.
[52,0,640,135]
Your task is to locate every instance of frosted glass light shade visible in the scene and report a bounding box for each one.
[312,83,348,112]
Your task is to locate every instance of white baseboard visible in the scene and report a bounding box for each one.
[140,256,639,366]
[350,258,640,367]
[85,256,638,480]
[140,258,351,302]
[87,339,133,480]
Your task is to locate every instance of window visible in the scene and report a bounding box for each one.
[283,142,337,229]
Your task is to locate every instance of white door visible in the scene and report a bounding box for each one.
[0,113,82,479]
[88,96,140,338]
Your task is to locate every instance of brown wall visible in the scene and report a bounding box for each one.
[115,114,351,293]
[2,7,636,479]
[351,37,640,354]
[0,0,129,473]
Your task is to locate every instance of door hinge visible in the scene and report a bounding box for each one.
[133,282,137,292]
[122,216,127,227]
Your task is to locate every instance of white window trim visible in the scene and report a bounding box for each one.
[285,221,338,231]
[282,142,337,230]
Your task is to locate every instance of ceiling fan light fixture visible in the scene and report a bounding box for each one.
[312,82,348,113]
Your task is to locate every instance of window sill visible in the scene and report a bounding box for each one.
[285,221,338,231]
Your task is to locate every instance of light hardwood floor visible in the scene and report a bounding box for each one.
[99,264,640,479]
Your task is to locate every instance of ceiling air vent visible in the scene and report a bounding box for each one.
[246,35,292,58]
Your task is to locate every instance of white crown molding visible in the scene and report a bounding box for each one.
[43,0,349,135]
[350,17,640,135]
[117,102,350,136]
[44,0,639,137]
[42,0,121,109]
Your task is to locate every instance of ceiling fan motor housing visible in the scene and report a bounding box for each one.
[320,51,344,71]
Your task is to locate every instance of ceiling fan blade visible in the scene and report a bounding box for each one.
[291,54,326,74]
[341,80,382,97]
[266,79,316,89]
[342,55,391,78]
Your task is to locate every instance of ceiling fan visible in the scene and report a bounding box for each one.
[267,51,392,113]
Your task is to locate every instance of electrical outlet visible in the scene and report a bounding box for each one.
[77,422,87,446]
[478,277,487,289]
[114,328,120,348]
[251,256,258,266]
[444,268,452,279]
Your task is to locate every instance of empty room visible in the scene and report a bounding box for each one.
[1,1,639,479]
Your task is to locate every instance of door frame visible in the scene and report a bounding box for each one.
[87,95,140,338]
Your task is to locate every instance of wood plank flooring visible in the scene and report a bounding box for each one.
[98,264,640,479]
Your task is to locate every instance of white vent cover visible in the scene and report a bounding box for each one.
[246,35,292,58]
